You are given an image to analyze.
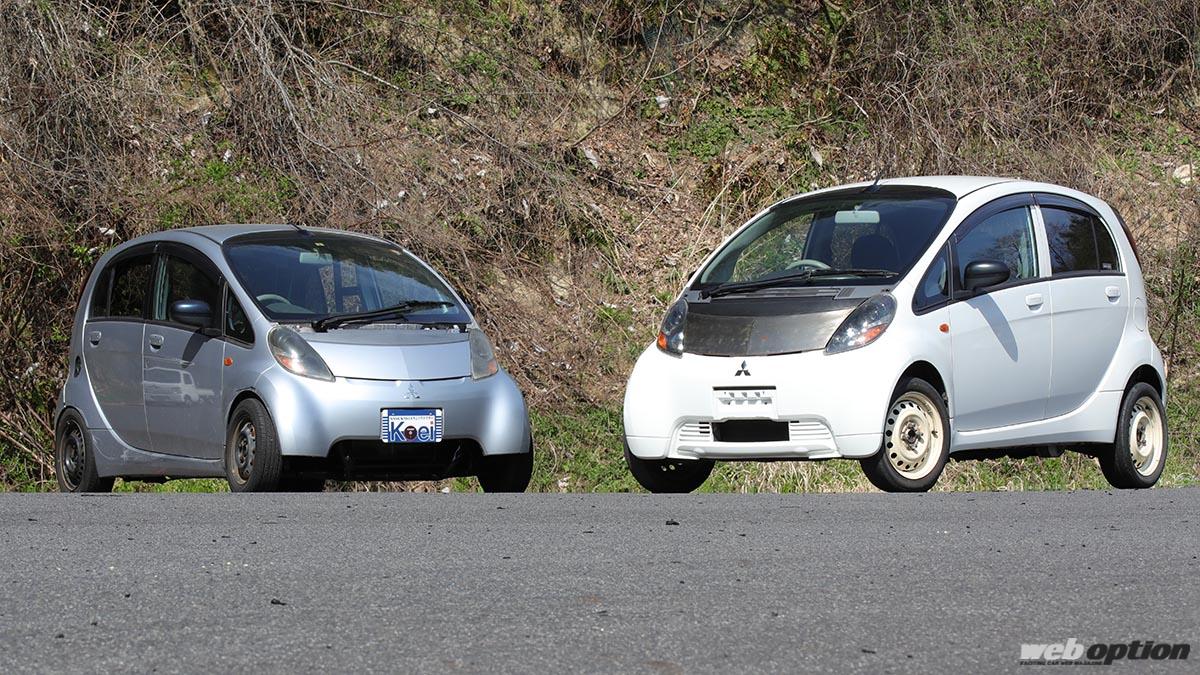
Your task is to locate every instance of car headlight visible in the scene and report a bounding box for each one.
[268,326,335,381]
[469,328,499,379]
[656,299,687,355]
[825,292,896,355]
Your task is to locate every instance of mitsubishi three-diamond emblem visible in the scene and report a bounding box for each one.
[734,360,750,377]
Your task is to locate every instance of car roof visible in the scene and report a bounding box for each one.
[809,175,1018,199]
[120,224,385,247]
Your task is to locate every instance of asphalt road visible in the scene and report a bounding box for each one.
[1,489,1197,673]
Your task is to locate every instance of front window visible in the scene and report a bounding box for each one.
[955,207,1038,283]
[695,187,955,291]
[224,233,469,325]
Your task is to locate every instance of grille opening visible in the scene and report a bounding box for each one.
[298,439,483,481]
[712,420,789,443]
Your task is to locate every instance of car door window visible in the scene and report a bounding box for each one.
[153,254,220,327]
[225,290,255,345]
[955,207,1037,285]
[108,254,154,319]
[1042,206,1121,274]
[914,246,950,311]
[1042,207,1099,274]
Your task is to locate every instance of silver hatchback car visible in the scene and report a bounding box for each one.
[54,225,533,492]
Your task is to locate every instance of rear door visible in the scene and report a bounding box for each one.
[84,247,155,450]
[142,245,225,458]
[1036,195,1129,417]
[947,195,1053,431]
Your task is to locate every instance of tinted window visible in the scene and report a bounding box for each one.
[1095,220,1120,272]
[225,291,254,344]
[915,247,950,310]
[88,269,110,318]
[1043,207,1099,273]
[108,254,154,318]
[956,207,1038,284]
[154,255,220,327]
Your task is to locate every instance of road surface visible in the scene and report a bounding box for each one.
[1,490,1197,672]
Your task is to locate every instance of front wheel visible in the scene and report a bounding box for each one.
[624,442,714,493]
[476,436,534,493]
[225,399,283,492]
[1098,383,1168,489]
[55,410,114,493]
[860,377,950,492]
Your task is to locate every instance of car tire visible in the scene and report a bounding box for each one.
[476,436,534,493]
[860,376,950,493]
[55,410,114,493]
[1098,382,1168,489]
[225,399,283,492]
[624,441,714,494]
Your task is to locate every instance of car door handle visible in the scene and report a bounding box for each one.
[88,330,102,346]
[148,334,164,349]
[1105,286,1121,300]
[1025,293,1044,309]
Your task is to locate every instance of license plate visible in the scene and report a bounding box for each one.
[380,408,444,443]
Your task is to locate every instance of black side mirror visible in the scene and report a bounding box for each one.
[962,260,1011,293]
[170,299,213,329]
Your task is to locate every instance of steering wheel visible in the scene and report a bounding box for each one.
[784,259,831,271]
[256,293,291,306]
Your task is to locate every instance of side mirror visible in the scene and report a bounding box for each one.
[962,260,1011,293]
[170,299,213,329]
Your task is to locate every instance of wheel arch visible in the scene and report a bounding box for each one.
[1124,364,1165,399]
[898,360,948,402]
[226,388,267,427]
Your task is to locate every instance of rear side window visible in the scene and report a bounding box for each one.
[1042,207,1120,274]
[955,207,1038,284]
[108,254,154,318]
[88,269,111,318]
[154,254,220,326]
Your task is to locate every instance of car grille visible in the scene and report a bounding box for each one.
[326,438,481,481]
[676,420,834,445]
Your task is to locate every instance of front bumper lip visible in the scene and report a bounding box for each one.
[255,366,530,458]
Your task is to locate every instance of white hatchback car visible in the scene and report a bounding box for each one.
[623,177,1168,492]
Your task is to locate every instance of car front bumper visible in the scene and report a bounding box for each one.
[622,345,897,461]
[253,366,531,459]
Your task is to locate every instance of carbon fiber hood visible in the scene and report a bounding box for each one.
[683,287,879,356]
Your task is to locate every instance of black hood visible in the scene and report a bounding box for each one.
[683,287,880,356]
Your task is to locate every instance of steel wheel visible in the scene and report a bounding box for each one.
[232,419,257,485]
[59,419,87,491]
[883,391,945,480]
[1128,395,1164,477]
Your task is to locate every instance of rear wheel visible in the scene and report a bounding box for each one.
[55,410,114,493]
[624,441,714,494]
[860,377,950,492]
[225,399,283,492]
[1098,383,1167,489]
[476,435,534,493]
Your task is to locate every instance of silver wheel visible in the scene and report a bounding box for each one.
[1128,396,1164,477]
[232,420,257,484]
[883,391,945,480]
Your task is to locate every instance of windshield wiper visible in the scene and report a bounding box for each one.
[703,268,895,299]
[311,301,455,332]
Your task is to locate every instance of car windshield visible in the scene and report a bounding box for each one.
[694,186,956,292]
[225,233,469,325]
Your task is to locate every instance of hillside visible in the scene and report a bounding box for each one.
[1,0,1197,491]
